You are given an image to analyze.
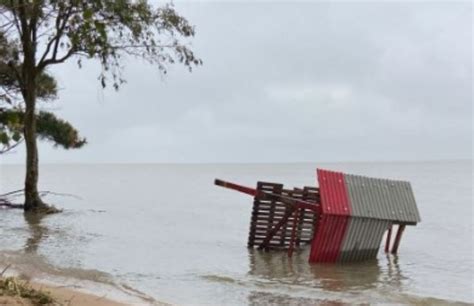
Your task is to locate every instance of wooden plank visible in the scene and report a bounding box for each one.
[246,181,320,251]
[257,208,295,250]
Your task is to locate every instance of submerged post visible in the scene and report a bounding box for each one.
[391,225,406,254]
[385,225,393,253]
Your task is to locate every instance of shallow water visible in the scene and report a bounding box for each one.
[0,161,472,305]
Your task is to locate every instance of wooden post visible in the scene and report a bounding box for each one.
[280,190,294,247]
[391,225,406,254]
[385,225,392,253]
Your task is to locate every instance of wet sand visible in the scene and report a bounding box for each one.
[35,282,128,306]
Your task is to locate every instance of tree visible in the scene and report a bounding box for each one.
[1,33,85,155]
[0,0,201,212]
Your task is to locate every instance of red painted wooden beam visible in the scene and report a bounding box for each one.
[214,179,257,197]
[385,225,393,253]
[391,225,406,254]
[288,208,300,257]
[214,179,318,212]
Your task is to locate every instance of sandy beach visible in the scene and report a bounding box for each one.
[0,277,128,306]
[0,258,164,306]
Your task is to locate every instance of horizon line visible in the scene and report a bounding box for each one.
[1,158,472,166]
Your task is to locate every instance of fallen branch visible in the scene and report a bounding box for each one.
[0,189,82,210]
[0,198,24,209]
[38,190,82,200]
[0,202,24,209]
[0,189,23,198]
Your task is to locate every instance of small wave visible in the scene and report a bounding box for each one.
[201,274,238,284]
[248,291,348,306]
[0,250,111,284]
[384,292,472,306]
[118,283,167,305]
[0,250,164,305]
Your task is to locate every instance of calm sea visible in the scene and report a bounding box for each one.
[0,161,472,305]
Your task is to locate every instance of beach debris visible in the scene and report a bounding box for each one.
[0,189,77,213]
[214,168,421,263]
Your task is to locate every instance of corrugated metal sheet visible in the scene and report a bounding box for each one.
[309,169,420,263]
[317,169,351,216]
[309,215,349,262]
[337,218,391,262]
[343,173,421,224]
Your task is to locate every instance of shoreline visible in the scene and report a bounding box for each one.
[0,263,166,306]
[0,275,172,305]
[1,278,128,306]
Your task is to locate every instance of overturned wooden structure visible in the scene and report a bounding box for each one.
[215,168,421,263]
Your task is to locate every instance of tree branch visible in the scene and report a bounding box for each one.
[38,6,74,71]
[0,138,23,154]
[39,46,76,68]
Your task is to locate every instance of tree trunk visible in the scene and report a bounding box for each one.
[23,73,44,211]
[16,1,48,212]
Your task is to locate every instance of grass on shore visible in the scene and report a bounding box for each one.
[0,276,55,305]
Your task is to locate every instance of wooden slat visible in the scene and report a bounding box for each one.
[248,181,320,251]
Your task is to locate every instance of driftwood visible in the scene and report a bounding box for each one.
[0,201,24,209]
[0,190,24,209]
[0,189,79,211]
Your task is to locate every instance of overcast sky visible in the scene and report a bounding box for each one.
[1,1,472,163]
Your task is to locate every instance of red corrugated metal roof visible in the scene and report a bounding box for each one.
[309,215,349,262]
[317,169,351,216]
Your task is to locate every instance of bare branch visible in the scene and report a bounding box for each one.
[38,6,74,71]
[0,138,23,154]
[39,46,76,68]
[0,189,23,198]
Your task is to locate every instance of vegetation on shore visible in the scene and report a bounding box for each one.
[0,276,55,305]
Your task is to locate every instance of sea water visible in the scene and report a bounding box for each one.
[0,161,472,305]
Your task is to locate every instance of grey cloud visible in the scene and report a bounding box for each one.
[1,1,471,164]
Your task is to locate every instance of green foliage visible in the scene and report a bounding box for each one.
[0,108,22,150]
[1,0,202,90]
[0,0,200,153]
[0,31,58,102]
[36,111,86,149]
[0,109,86,152]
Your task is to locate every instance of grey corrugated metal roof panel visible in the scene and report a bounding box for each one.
[338,218,390,262]
[344,174,421,224]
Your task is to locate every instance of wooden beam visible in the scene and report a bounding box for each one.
[215,179,318,212]
[384,225,392,253]
[288,208,300,257]
[391,225,406,254]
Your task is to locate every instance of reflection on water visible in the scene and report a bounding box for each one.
[247,248,388,290]
[383,254,406,288]
[23,212,48,254]
[308,261,381,292]
[247,247,408,305]
[247,291,349,306]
